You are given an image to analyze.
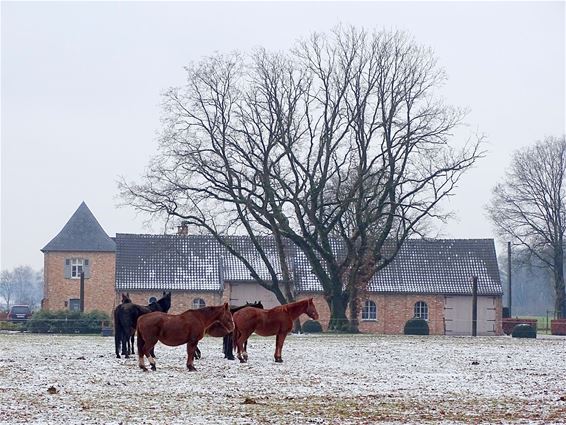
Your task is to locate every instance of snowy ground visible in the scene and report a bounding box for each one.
[0,332,565,424]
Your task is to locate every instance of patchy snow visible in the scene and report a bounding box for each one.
[0,333,565,424]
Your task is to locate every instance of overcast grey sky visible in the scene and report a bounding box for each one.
[1,1,565,271]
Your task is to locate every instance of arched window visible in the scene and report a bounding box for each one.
[192,298,206,309]
[414,301,429,320]
[362,300,377,321]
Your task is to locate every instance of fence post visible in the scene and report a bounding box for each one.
[472,276,478,337]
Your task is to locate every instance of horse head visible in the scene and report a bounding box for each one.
[152,292,172,313]
[305,298,319,320]
[219,302,235,333]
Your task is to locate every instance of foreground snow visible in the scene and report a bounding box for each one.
[0,332,565,424]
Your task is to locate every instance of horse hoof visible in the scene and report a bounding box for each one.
[116,355,121,359]
[187,365,197,372]
[275,358,283,363]
[150,365,156,371]
[227,356,235,361]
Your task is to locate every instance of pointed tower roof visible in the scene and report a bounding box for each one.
[41,202,116,252]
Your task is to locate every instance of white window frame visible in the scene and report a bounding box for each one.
[361,300,377,321]
[414,301,429,321]
[192,298,206,309]
[71,258,84,279]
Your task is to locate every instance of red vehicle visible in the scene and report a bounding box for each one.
[7,305,32,322]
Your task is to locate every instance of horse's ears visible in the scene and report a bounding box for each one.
[224,302,229,310]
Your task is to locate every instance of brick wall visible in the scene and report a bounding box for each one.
[43,251,116,315]
[297,293,445,334]
[115,291,226,316]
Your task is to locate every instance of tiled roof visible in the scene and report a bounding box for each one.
[115,234,223,291]
[295,239,502,295]
[42,202,116,253]
[115,234,502,296]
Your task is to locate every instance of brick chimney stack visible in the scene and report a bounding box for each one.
[177,221,189,236]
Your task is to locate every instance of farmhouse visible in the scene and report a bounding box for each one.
[41,202,504,335]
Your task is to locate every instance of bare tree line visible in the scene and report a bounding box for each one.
[120,26,483,331]
[488,136,566,317]
[0,266,43,310]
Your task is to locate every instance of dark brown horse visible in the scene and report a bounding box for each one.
[233,298,319,363]
[136,303,234,372]
[193,301,264,361]
[113,292,172,358]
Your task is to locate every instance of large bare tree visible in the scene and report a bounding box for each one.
[121,27,482,331]
[488,136,566,318]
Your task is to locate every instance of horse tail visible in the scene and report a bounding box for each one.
[113,306,122,358]
[136,324,145,357]
[232,325,240,351]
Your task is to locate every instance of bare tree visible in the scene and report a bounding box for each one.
[121,26,482,331]
[488,136,566,317]
[0,266,43,310]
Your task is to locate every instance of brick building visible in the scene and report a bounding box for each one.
[42,202,503,335]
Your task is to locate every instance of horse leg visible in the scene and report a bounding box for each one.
[115,329,121,359]
[224,333,235,360]
[194,345,201,360]
[130,334,135,355]
[122,330,131,358]
[137,333,157,372]
[186,342,199,372]
[274,333,287,363]
[235,331,250,363]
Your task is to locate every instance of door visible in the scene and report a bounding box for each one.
[444,296,498,336]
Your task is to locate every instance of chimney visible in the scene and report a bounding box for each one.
[177,221,189,236]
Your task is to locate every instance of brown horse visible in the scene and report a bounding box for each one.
[136,303,234,372]
[233,298,319,363]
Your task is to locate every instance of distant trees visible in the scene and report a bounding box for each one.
[0,266,43,310]
[121,26,483,331]
[488,136,566,317]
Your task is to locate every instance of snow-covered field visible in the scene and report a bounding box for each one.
[0,332,565,424]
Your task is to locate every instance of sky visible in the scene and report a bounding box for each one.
[1,1,565,272]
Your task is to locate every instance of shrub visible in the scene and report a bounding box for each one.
[302,320,323,333]
[404,318,430,335]
[511,323,537,339]
[27,310,110,334]
[0,320,25,331]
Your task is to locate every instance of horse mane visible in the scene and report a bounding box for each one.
[151,292,172,313]
[230,301,264,314]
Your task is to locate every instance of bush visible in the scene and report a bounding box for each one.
[511,323,537,339]
[0,320,26,331]
[302,320,323,333]
[27,310,110,334]
[404,318,430,335]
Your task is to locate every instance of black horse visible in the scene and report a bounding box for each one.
[194,301,263,360]
[114,292,172,358]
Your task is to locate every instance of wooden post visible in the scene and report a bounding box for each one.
[80,271,85,313]
[472,276,478,336]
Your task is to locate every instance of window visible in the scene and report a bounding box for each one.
[414,301,429,320]
[64,258,90,279]
[192,298,206,309]
[69,299,81,311]
[362,300,377,321]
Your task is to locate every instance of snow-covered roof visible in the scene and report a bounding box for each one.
[115,234,502,295]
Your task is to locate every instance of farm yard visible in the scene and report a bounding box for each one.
[0,333,565,424]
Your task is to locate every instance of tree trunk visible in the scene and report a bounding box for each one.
[326,293,350,332]
[348,286,360,333]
